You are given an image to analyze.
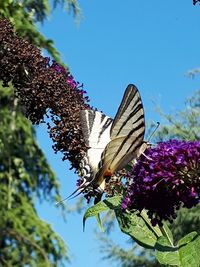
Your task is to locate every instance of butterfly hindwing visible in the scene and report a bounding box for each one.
[80,110,112,174]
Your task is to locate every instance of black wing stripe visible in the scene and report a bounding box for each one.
[98,118,112,142]
[115,122,144,156]
[110,85,135,133]
[100,84,146,172]
[125,131,145,155]
[117,85,138,118]
[80,110,96,145]
[80,110,113,147]
[118,87,138,118]
[100,113,106,123]
[109,121,145,165]
[111,85,144,139]
[116,102,144,136]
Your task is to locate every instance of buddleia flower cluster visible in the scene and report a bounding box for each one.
[122,140,200,226]
[0,18,91,170]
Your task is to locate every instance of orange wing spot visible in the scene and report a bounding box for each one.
[103,170,113,177]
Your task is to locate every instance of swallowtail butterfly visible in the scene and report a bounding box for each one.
[70,84,149,201]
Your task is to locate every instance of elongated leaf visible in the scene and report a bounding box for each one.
[83,201,109,231]
[115,210,162,248]
[103,195,122,208]
[83,195,134,231]
[96,213,104,232]
[161,222,174,244]
[83,196,163,248]
[140,210,162,238]
[155,236,180,266]
[178,232,200,267]
[156,232,200,267]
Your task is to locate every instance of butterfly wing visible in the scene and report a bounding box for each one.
[67,110,112,199]
[98,84,146,174]
[80,110,112,175]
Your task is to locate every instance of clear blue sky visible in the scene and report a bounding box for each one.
[36,1,200,266]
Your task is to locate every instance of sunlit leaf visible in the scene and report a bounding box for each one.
[155,236,180,266]
[178,232,200,267]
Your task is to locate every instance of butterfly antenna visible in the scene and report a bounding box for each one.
[147,122,160,142]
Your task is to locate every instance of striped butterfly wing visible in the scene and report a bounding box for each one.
[80,110,112,178]
[98,84,146,174]
[67,110,112,199]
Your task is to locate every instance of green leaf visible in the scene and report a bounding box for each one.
[83,200,109,231]
[104,195,122,206]
[155,236,180,266]
[83,196,163,248]
[115,210,162,249]
[156,232,200,267]
[96,213,104,232]
[178,232,200,267]
[106,198,163,248]
[0,84,68,265]
[83,196,123,231]
[140,210,163,238]
[162,222,174,244]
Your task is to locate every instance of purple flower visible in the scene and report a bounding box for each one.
[66,75,77,89]
[122,140,200,226]
[51,61,78,89]
[51,60,67,75]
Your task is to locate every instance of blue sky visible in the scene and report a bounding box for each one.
[36,1,200,266]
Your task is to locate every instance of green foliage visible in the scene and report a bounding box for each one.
[0,0,80,63]
[99,236,160,267]
[0,85,61,202]
[0,1,81,264]
[154,90,200,142]
[155,236,179,266]
[155,232,200,267]
[115,210,162,249]
[0,199,67,266]
[54,0,81,17]
[0,84,68,265]
[84,196,200,267]
[83,196,163,249]
[171,205,200,243]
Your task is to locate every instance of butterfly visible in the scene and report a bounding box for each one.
[69,84,149,202]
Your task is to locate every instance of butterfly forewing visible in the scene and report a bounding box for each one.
[111,84,145,138]
[100,84,145,172]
